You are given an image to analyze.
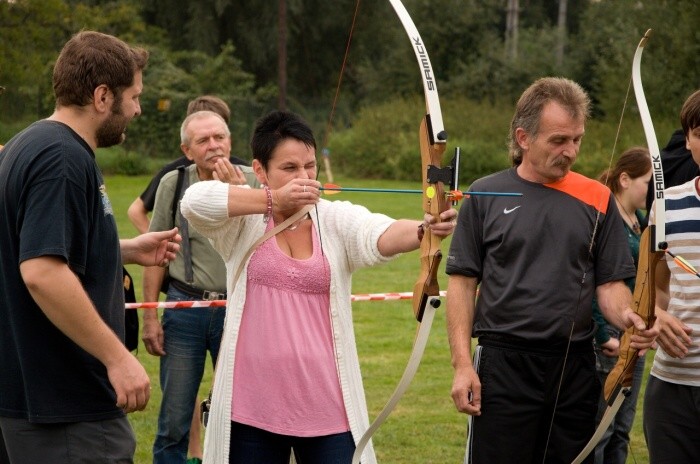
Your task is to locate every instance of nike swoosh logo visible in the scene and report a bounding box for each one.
[503,206,521,214]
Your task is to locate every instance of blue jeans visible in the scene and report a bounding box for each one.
[153,286,226,464]
[229,421,355,464]
[593,336,645,464]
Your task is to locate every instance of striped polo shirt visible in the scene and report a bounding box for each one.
[650,177,700,386]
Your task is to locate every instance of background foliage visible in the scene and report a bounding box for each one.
[0,1,691,460]
[1,0,699,180]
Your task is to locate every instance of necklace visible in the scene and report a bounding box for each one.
[615,197,640,235]
[285,213,310,231]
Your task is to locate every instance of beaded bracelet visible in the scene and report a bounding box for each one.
[263,185,272,223]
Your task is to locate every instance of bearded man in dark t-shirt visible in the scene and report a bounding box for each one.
[0,31,181,464]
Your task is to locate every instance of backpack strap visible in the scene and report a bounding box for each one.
[172,166,194,284]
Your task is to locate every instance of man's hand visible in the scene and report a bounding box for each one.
[601,337,620,357]
[142,311,166,356]
[213,158,248,185]
[654,308,693,358]
[107,351,151,413]
[451,365,482,416]
[624,310,660,355]
[121,228,181,266]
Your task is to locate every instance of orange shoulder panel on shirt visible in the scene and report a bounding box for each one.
[544,172,610,214]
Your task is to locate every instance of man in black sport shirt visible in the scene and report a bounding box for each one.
[445,77,658,464]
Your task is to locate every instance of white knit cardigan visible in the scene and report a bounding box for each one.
[181,180,398,464]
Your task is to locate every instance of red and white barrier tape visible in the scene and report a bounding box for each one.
[125,290,447,309]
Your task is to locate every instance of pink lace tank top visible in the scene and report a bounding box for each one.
[231,219,349,436]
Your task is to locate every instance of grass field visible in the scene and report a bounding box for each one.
[105,173,651,464]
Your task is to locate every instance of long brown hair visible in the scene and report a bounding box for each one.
[597,146,651,195]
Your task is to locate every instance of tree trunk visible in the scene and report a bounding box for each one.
[277,0,287,111]
[505,0,519,61]
[556,0,568,67]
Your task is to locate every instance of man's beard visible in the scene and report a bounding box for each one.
[96,94,130,148]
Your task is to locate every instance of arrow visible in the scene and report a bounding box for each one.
[320,183,522,198]
[663,247,700,279]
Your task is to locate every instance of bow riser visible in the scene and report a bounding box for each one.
[603,226,663,400]
[413,117,448,320]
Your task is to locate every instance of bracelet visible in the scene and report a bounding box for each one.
[263,186,272,223]
[417,223,425,242]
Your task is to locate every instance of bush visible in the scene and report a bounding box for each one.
[326,96,514,183]
[96,147,151,176]
[0,118,34,145]
[325,93,678,185]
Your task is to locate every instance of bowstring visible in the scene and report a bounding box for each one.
[541,76,634,462]
[315,0,362,259]
[319,0,362,154]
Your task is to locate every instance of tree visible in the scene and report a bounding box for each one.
[505,0,519,61]
[573,0,700,123]
[0,0,166,119]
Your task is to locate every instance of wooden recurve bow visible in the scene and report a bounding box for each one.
[351,1,457,462]
[572,29,663,464]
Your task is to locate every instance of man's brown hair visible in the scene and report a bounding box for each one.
[680,89,700,137]
[508,77,591,166]
[187,95,231,124]
[53,31,148,108]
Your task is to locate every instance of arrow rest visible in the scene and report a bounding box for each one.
[426,147,461,205]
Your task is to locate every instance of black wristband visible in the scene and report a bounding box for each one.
[417,223,425,241]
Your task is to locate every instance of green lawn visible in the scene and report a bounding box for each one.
[106,174,650,464]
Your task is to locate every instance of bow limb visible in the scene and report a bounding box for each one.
[351,2,449,463]
[572,29,664,464]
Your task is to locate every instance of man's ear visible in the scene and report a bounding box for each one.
[181,143,194,161]
[93,85,111,113]
[514,127,529,152]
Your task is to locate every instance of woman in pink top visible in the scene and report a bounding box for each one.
[181,111,456,464]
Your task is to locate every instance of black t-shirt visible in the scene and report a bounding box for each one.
[0,120,124,423]
[447,168,635,344]
[140,155,250,211]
